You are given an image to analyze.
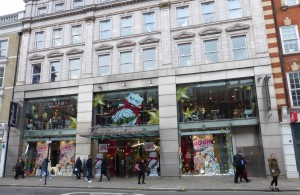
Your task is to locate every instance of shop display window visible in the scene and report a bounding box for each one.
[180,131,234,176]
[24,96,78,130]
[93,88,159,126]
[97,137,160,178]
[177,78,257,122]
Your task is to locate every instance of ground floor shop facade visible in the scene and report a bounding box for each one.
[6,66,289,178]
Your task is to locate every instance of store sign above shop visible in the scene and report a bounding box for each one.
[8,102,18,127]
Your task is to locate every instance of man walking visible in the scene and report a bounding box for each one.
[39,157,52,181]
[233,150,251,183]
[99,155,110,182]
[85,155,92,182]
[75,156,82,179]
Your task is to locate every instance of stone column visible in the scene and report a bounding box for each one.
[83,15,95,78]
[76,85,93,168]
[158,75,179,178]
[280,106,299,178]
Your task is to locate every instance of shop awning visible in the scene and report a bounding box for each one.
[81,124,159,140]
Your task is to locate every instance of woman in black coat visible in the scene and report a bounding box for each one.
[75,156,82,179]
[138,158,146,184]
[99,156,110,182]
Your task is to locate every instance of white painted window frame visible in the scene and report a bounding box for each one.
[68,58,81,80]
[177,42,192,67]
[31,63,42,84]
[280,25,300,54]
[98,53,111,76]
[0,39,8,58]
[52,28,63,47]
[176,6,189,27]
[121,16,133,37]
[204,39,219,64]
[143,12,155,33]
[201,1,215,23]
[287,72,300,108]
[100,19,111,40]
[0,66,5,88]
[50,60,61,82]
[71,25,82,44]
[35,31,45,50]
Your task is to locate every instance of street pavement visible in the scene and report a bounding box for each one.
[0,175,299,192]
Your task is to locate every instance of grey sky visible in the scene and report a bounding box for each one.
[0,0,25,16]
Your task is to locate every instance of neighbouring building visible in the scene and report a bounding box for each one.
[7,0,285,178]
[0,11,24,177]
[262,0,300,178]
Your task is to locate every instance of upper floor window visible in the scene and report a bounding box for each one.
[280,25,300,54]
[202,2,215,23]
[71,25,82,44]
[0,40,8,58]
[288,72,300,107]
[35,31,45,50]
[69,58,80,79]
[178,43,192,67]
[37,7,47,16]
[120,51,133,73]
[55,3,65,12]
[228,0,242,19]
[231,35,248,60]
[98,54,110,76]
[285,0,299,6]
[50,61,61,82]
[143,12,155,33]
[204,39,219,63]
[121,16,132,36]
[177,6,189,27]
[53,28,63,47]
[100,20,111,40]
[0,67,4,88]
[32,64,41,84]
[74,0,84,8]
[143,48,156,71]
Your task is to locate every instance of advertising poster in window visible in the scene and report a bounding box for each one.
[193,135,220,175]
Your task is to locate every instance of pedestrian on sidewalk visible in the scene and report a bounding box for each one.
[233,150,251,183]
[39,157,52,181]
[137,158,146,184]
[99,155,110,182]
[268,154,280,191]
[85,155,93,183]
[75,156,82,179]
[14,157,24,179]
[239,153,248,182]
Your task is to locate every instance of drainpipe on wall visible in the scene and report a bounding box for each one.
[270,0,290,113]
[3,31,22,177]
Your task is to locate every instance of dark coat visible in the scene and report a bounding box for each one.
[233,154,246,168]
[75,158,82,171]
[101,157,108,173]
[86,158,93,169]
[268,158,280,177]
[139,161,147,174]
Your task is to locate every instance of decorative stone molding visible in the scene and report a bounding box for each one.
[159,1,171,9]
[225,23,250,32]
[199,27,222,36]
[22,27,31,33]
[280,0,288,10]
[84,16,95,23]
[95,44,113,51]
[29,54,45,61]
[173,31,195,40]
[47,51,64,58]
[284,17,291,26]
[66,48,84,55]
[291,62,299,71]
[139,36,160,45]
[116,40,136,48]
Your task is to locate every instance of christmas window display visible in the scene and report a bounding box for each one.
[57,140,75,176]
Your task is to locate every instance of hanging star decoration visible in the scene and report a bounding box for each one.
[246,85,252,91]
[183,107,195,121]
[42,112,48,119]
[147,110,159,125]
[31,106,36,113]
[69,117,77,128]
[177,86,190,102]
[34,114,38,119]
[93,94,106,107]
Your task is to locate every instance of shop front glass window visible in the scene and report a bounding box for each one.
[25,96,78,131]
[177,78,257,122]
[93,88,159,126]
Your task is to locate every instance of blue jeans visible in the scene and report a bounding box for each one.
[39,169,51,180]
[87,167,92,180]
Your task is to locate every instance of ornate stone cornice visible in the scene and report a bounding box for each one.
[47,51,64,58]
[225,23,250,32]
[84,16,95,23]
[66,48,84,55]
[199,27,222,36]
[22,27,31,33]
[29,54,45,61]
[116,40,136,48]
[159,1,171,9]
[173,31,195,40]
[139,36,160,45]
[95,44,113,51]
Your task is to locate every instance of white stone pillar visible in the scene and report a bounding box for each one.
[158,75,180,177]
[83,15,94,77]
[17,29,31,85]
[280,106,299,178]
[0,124,8,177]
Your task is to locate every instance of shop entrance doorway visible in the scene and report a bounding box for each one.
[50,141,60,167]
[97,137,160,178]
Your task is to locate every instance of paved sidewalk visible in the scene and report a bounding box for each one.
[0,176,299,191]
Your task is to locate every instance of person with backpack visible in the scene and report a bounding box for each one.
[75,156,82,179]
[99,155,110,182]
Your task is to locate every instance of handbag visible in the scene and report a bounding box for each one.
[135,163,141,171]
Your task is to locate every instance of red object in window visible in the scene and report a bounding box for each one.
[290,111,298,123]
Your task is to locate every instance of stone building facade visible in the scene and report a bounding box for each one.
[7,0,286,178]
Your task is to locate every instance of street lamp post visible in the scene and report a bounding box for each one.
[45,138,51,185]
